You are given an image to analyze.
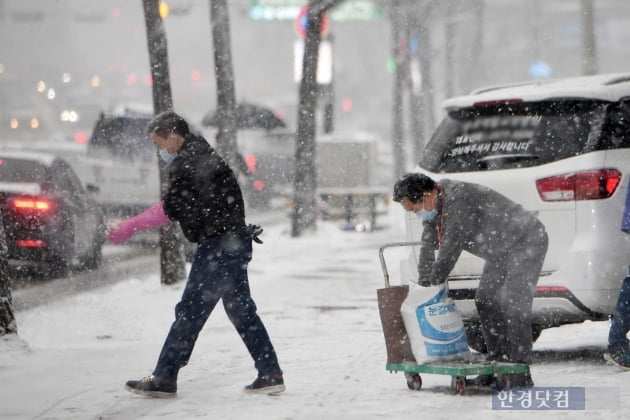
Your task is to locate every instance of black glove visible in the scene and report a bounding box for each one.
[247,224,264,244]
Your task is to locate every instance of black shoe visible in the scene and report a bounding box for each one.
[502,372,534,388]
[465,374,497,388]
[604,349,630,370]
[125,375,177,398]
[244,373,285,395]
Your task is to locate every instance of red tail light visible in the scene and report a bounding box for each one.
[536,169,622,202]
[252,180,266,191]
[16,239,47,248]
[536,286,568,292]
[10,196,55,213]
[245,154,257,173]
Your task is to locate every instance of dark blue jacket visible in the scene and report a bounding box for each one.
[163,134,246,243]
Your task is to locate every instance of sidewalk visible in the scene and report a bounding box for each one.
[1,206,626,420]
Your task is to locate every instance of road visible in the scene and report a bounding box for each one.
[11,245,158,312]
[11,206,289,312]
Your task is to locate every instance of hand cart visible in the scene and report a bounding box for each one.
[377,241,530,395]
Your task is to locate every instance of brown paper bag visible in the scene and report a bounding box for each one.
[377,285,416,365]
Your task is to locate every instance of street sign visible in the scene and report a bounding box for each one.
[249,0,302,21]
[249,0,384,21]
[330,0,385,21]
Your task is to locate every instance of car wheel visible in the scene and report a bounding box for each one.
[82,239,103,270]
[47,221,75,277]
[47,254,71,278]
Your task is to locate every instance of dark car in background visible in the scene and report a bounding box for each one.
[84,106,293,212]
[0,151,106,276]
[82,108,158,217]
[233,130,295,209]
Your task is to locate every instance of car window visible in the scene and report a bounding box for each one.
[0,157,49,185]
[602,101,630,149]
[89,113,154,162]
[51,160,86,203]
[419,100,611,173]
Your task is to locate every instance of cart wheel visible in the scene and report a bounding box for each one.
[405,372,422,390]
[498,374,510,390]
[451,376,466,395]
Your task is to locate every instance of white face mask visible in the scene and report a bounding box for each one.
[159,149,177,165]
[416,208,438,222]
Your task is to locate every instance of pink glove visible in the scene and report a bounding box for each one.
[107,201,170,244]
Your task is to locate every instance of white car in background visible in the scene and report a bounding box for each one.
[403,72,630,351]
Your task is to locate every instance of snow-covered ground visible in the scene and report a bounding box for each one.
[1,205,629,420]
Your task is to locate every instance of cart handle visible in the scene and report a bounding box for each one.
[378,241,423,288]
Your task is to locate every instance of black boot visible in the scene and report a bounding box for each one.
[244,373,285,395]
[125,375,177,398]
[503,371,534,388]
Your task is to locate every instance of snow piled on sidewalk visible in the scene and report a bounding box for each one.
[1,206,629,419]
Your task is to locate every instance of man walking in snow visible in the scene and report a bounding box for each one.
[393,173,548,387]
[107,111,284,397]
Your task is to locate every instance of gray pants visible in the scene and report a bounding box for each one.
[475,223,548,364]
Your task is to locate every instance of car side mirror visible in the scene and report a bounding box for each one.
[86,183,100,194]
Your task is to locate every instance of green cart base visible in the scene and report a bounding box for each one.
[386,360,530,395]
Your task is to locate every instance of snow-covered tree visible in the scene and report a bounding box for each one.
[142,0,187,285]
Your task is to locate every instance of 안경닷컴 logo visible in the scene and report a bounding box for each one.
[492,387,585,410]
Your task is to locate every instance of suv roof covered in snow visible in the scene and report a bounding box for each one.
[443,72,630,110]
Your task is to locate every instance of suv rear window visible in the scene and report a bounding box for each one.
[89,112,154,162]
[0,157,49,184]
[419,100,630,173]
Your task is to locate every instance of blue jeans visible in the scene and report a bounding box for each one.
[152,232,282,381]
[608,274,630,352]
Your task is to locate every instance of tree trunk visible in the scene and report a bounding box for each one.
[209,0,240,171]
[443,1,456,99]
[142,0,187,285]
[390,0,406,179]
[406,3,422,166]
[291,3,323,237]
[407,1,437,161]
[0,212,16,336]
[290,0,343,237]
[581,0,598,75]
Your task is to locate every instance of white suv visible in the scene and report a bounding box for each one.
[403,72,630,351]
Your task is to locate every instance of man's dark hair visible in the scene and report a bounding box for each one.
[393,173,437,203]
[147,110,190,137]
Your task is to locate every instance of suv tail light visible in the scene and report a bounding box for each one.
[16,239,47,248]
[536,169,622,202]
[10,196,55,213]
